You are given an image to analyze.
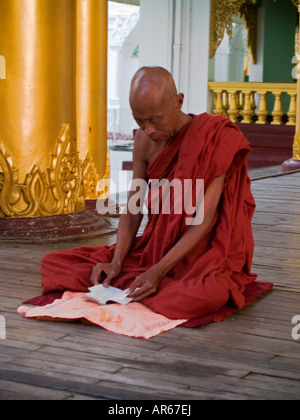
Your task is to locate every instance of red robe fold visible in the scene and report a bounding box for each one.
[39,113,272,323]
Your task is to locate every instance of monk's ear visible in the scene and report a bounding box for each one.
[175,93,184,110]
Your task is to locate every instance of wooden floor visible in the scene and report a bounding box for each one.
[1,170,300,400]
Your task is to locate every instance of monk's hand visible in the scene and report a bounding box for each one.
[90,262,121,287]
[127,267,162,302]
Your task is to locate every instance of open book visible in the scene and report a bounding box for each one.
[84,285,133,306]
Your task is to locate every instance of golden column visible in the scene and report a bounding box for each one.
[76,0,109,200]
[283,0,300,171]
[293,0,300,160]
[0,0,109,223]
[0,0,112,240]
[0,0,84,217]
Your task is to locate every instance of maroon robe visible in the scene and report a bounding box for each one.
[38,113,272,322]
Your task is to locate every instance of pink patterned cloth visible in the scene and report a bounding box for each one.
[18,292,187,339]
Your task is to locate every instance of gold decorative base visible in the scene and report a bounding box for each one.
[0,203,118,244]
[0,123,110,219]
[0,124,85,218]
[282,158,300,173]
[282,132,300,172]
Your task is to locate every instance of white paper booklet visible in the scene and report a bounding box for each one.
[84,285,133,306]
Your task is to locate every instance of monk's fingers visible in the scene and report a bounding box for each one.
[131,286,157,302]
[90,265,100,285]
[128,280,154,299]
[127,276,145,295]
[102,265,120,288]
[102,275,113,288]
[90,263,106,286]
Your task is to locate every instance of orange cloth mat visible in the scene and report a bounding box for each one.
[18,291,187,339]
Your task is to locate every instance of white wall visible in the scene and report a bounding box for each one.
[139,0,174,71]
[107,2,140,137]
[213,23,248,83]
[139,0,211,115]
[180,0,211,114]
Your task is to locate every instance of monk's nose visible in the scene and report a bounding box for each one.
[144,121,156,136]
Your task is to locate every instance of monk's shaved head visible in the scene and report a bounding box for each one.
[129,66,189,142]
[130,66,178,106]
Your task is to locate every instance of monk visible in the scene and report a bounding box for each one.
[40,66,272,321]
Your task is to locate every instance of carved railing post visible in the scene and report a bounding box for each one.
[208,82,297,126]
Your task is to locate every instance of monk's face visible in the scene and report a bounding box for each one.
[130,87,184,143]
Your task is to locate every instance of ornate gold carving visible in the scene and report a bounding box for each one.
[292,0,300,13]
[0,124,85,218]
[82,150,110,200]
[209,0,258,60]
[82,152,100,200]
[210,0,246,59]
[239,4,258,65]
[96,151,111,200]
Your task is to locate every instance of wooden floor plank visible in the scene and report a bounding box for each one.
[0,379,74,400]
[1,171,300,400]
